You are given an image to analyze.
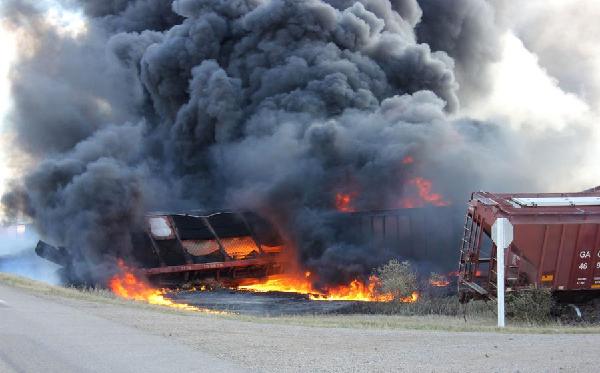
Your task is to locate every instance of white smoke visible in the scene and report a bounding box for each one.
[463,0,600,191]
[0,225,60,284]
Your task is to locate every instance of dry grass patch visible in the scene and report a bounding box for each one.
[0,272,198,316]
[2,272,600,333]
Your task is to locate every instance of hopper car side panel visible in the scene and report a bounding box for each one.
[511,223,600,290]
[458,191,600,302]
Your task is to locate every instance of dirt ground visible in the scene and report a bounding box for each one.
[2,276,599,373]
[85,305,600,372]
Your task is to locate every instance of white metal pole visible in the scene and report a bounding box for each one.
[497,243,505,328]
[492,217,512,329]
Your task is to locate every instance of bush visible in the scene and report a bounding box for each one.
[505,288,554,323]
[375,259,418,301]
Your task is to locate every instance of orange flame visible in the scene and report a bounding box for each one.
[399,291,420,302]
[402,155,414,164]
[428,270,461,287]
[237,273,417,303]
[429,279,450,287]
[400,176,449,208]
[335,192,356,212]
[108,261,224,313]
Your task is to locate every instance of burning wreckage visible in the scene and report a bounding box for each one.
[33,187,600,306]
[35,205,461,302]
[36,211,289,286]
[1,0,598,318]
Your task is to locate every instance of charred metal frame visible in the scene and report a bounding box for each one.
[143,212,284,283]
[347,207,460,264]
[140,257,286,276]
[195,214,233,262]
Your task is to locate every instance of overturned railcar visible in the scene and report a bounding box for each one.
[334,207,463,274]
[37,207,464,286]
[137,211,290,285]
[458,191,600,302]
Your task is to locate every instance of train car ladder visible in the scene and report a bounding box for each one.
[458,210,489,299]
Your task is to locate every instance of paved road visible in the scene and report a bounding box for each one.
[0,284,247,373]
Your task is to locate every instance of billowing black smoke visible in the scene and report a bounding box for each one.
[416,0,501,102]
[1,0,527,285]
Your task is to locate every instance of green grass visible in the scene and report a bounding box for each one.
[231,313,600,334]
[2,272,600,334]
[336,294,497,317]
[0,272,114,300]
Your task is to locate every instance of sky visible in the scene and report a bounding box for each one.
[0,3,85,207]
[485,0,600,190]
[1,0,600,204]
[0,21,17,201]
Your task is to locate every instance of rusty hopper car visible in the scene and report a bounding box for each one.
[37,211,288,286]
[458,191,600,302]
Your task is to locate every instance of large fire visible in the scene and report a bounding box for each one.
[237,272,418,303]
[110,262,418,305]
[109,261,223,313]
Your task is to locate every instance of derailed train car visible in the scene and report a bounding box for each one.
[458,190,600,302]
[36,207,463,286]
[331,206,463,274]
[37,211,288,286]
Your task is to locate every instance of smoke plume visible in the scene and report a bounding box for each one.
[1,0,594,285]
[0,226,60,284]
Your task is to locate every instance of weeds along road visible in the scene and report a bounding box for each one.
[1,279,600,373]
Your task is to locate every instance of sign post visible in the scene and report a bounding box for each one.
[491,217,513,328]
